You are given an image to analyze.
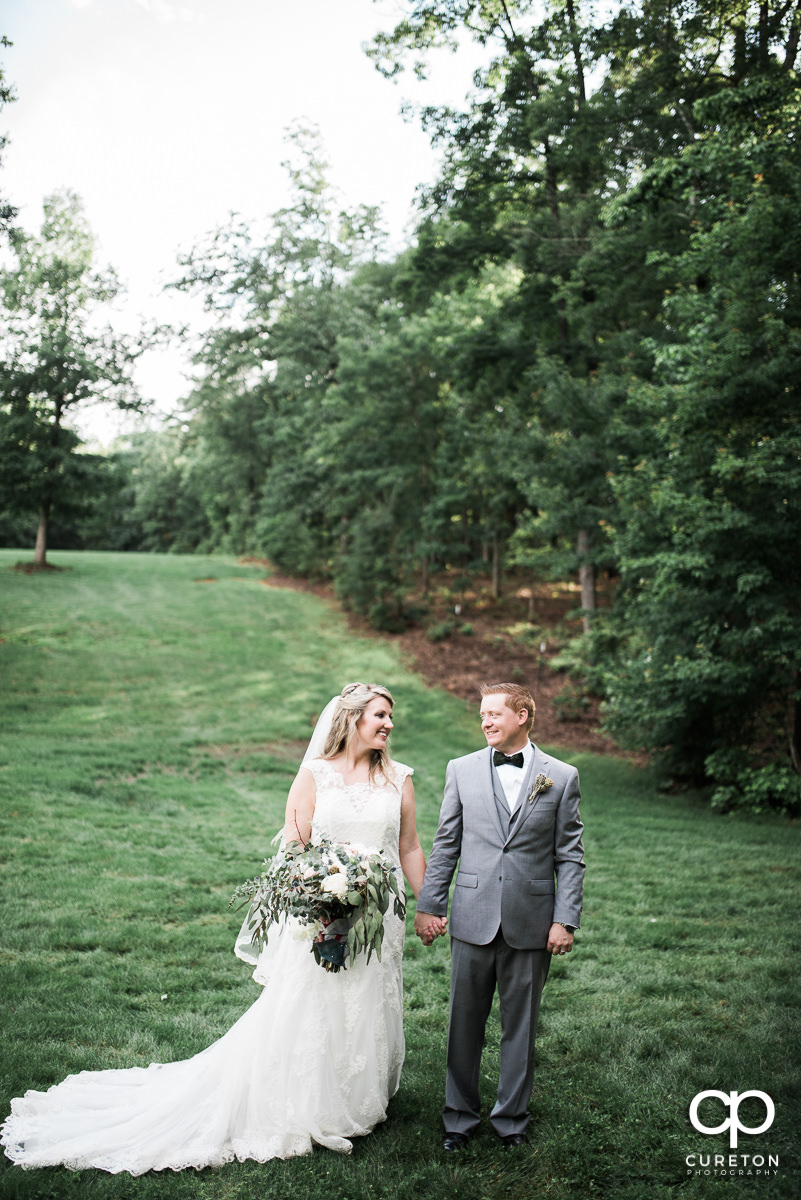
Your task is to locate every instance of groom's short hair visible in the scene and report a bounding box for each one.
[480,682,535,734]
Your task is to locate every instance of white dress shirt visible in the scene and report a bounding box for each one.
[494,740,534,813]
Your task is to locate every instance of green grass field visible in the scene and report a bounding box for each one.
[1,550,799,1200]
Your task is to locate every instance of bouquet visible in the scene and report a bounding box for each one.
[231,836,406,972]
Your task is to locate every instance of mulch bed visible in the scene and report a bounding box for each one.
[11,561,68,574]
[256,563,627,758]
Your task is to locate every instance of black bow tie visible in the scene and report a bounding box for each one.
[493,750,524,768]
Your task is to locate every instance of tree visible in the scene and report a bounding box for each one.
[366,0,682,616]
[173,126,392,574]
[362,0,801,808]
[0,35,18,240]
[599,75,801,810]
[0,191,143,564]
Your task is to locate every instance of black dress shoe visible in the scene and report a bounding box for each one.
[499,1132,528,1148]
[443,1131,472,1152]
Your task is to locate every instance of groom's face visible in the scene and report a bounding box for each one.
[480,694,529,754]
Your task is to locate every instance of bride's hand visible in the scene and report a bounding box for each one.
[414,911,447,945]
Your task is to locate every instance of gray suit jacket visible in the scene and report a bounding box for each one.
[417,743,585,949]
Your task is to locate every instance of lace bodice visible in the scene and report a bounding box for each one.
[304,758,412,872]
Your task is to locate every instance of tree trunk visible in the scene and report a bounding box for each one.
[577,528,596,633]
[783,0,801,69]
[543,139,569,349]
[759,0,770,69]
[421,554,429,598]
[733,22,747,81]
[491,532,501,601]
[565,0,586,105]
[34,498,51,567]
[789,674,801,776]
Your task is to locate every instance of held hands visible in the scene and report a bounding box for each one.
[414,911,448,946]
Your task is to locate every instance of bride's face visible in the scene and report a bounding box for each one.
[355,695,394,752]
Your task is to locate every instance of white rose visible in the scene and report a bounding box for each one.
[287,917,319,943]
[321,874,349,900]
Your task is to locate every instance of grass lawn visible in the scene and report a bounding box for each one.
[0,549,799,1200]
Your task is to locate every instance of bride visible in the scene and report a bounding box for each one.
[2,682,444,1174]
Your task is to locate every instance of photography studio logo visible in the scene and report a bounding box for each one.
[685,1090,780,1178]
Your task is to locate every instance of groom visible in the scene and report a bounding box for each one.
[415,682,585,1150]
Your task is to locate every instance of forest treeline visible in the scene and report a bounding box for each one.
[1,2,800,813]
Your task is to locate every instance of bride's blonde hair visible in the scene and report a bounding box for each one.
[323,682,395,784]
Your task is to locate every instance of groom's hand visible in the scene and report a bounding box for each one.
[414,911,447,945]
[547,923,574,956]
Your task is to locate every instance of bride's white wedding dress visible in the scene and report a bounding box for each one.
[1,758,411,1174]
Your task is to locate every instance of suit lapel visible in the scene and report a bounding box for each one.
[482,748,507,841]
[504,744,550,844]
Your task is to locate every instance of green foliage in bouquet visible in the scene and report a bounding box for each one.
[231,836,406,972]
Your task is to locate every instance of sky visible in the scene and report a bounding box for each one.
[0,0,483,443]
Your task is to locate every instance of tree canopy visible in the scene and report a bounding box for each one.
[2,3,799,812]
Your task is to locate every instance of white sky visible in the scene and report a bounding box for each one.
[1,0,483,444]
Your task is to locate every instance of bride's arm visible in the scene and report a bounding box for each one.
[398,774,428,900]
[283,767,316,845]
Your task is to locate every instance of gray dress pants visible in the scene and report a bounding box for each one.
[444,930,551,1137]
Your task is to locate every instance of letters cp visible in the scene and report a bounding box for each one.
[689,1090,775,1149]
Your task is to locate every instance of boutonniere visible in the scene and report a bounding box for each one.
[527,773,554,804]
